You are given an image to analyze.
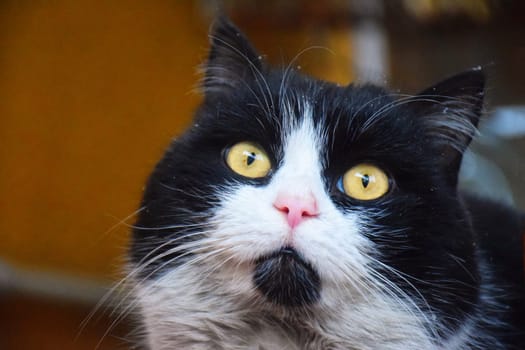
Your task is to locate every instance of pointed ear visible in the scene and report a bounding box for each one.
[414,68,485,186]
[202,17,263,95]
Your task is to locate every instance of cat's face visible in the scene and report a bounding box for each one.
[130,18,485,333]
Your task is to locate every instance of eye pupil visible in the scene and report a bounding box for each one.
[361,174,370,188]
[246,152,257,166]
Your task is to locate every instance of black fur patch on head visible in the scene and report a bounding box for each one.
[253,247,321,307]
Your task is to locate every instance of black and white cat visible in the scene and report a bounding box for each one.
[128,18,525,349]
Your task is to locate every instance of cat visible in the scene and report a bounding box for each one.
[128,17,525,349]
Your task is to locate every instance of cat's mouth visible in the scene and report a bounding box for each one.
[252,247,321,307]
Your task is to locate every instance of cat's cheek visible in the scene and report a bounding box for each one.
[294,211,373,284]
[209,184,290,261]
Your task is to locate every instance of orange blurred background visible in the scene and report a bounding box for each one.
[0,1,207,281]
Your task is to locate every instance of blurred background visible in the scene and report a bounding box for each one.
[1,0,524,349]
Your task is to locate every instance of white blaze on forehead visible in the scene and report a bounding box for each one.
[274,112,325,195]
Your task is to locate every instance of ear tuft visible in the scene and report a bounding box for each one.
[202,17,263,95]
[413,68,486,186]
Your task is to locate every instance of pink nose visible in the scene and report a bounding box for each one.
[273,193,319,229]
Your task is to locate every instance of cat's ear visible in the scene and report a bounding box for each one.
[202,17,263,95]
[414,68,485,186]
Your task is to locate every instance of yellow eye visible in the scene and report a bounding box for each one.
[341,164,389,201]
[226,142,271,179]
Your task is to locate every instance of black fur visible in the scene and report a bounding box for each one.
[253,247,321,307]
[130,17,525,348]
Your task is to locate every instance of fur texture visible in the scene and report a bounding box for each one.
[128,18,525,349]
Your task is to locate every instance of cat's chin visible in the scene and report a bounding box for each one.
[253,247,321,307]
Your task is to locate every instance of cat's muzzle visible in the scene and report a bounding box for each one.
[253,247,321,307]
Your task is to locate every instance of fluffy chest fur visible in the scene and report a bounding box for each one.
[128,18,525,349]
[137,265,435,350]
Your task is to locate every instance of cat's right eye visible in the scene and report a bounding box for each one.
[225,142,271,179]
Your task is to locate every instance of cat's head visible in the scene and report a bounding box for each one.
[130,18,485,330]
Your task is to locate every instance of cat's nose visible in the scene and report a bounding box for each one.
[273,193,319,229]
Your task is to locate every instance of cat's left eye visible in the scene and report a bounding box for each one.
[338,164,390,201]
[225,141,271,179]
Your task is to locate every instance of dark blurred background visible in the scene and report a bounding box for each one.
[1,0,524,349]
